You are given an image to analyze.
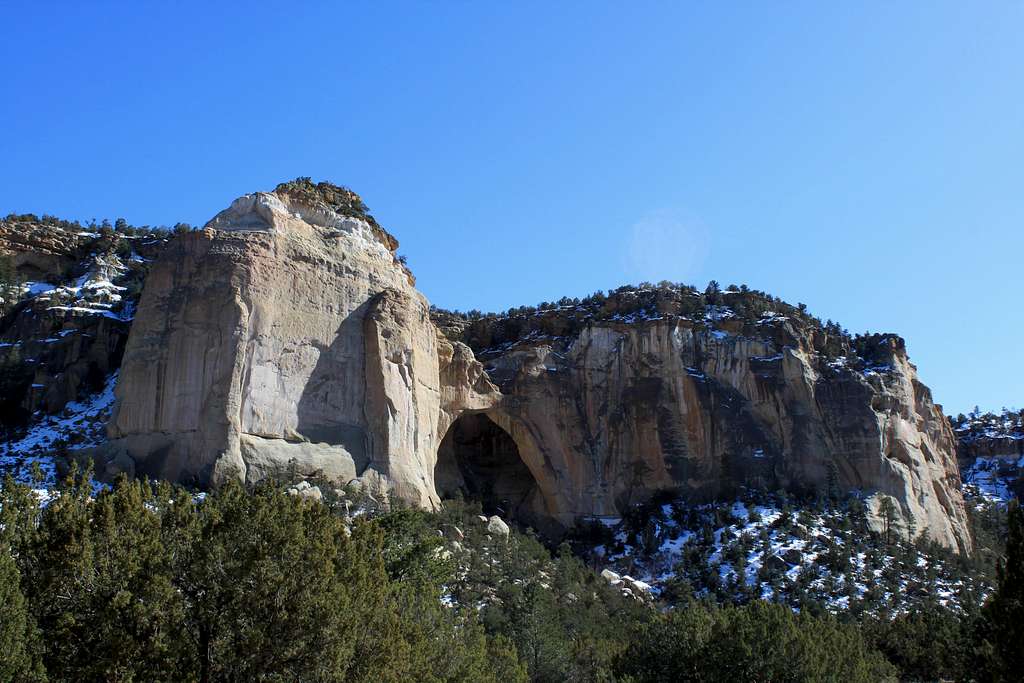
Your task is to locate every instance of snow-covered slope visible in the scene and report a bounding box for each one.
[953,408,1023,506]
[961,456,1024,506]
[585,493,992,614]
[0,371,116,497]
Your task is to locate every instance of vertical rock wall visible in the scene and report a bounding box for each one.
[108,189,498,502]
[479,319,971,551]
[106,183,971,552]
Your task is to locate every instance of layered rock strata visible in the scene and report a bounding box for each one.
[0,218,161,424]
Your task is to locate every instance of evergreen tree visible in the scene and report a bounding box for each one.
[19,472,186,680]
[618,600,895,682]
[977,501,1024,681]
[864,601,971,681]
[0,544,43,681]
[879,496,899,545]
[826,460,842,505]
[0,474,530,681]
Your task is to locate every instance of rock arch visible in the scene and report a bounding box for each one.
[434,411,559,531]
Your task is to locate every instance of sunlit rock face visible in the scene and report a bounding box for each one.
[107,180,970,553]
[107,182,498,505]
[453,315,971,552]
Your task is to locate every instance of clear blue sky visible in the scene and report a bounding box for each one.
[1,2,1021,415]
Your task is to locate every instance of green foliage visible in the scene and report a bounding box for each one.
[435,279,896,366]
[0,474,527,682]
[437,499,649,682]
[275,177,372,220]
[950,406,1024,439]
[374,505,451,586]
[273,177,402,254]
[599,491,991,618]
[975,501,1024,682]
[0,541,44,681]
[618,600,896,682]
[3,472,1013,681]
[863,601,975,682]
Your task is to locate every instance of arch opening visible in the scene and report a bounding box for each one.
[435,413,541,522]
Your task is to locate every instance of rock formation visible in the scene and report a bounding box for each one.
[102,180,970,552]
[0,216,161,425]
[450,317,969,550]
[954,409,1024,503]
[107,181,498,507]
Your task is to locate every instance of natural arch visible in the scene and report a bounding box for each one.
[435,412,542,522]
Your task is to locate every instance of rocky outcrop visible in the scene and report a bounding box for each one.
[102,181,970,553]
[107,182,498,506]
[455,313,971,551]
[954,410,1024,503]
[0,217,95,282]
[0,217,161,426]
[955,413,1024,461]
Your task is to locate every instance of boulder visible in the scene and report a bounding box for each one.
[286,484,323,503]
[487,515,510,537]
[622,576,652,595]
[782,548,804,565]
[763,554,788,574]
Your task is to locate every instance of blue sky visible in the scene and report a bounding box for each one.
[1,2,1021,415]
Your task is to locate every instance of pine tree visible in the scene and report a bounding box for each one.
[826,460,842,505]
[879,496,899,545]
[0,544,43,681]
[978,501,1024,681]
[617,600,895,682]
[19,471,185,680]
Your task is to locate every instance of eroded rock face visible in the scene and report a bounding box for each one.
[107,184,498,506]
[470,318,971,551]
[0,217,161,426]
[0,217,94,282]
[105,183,970,553]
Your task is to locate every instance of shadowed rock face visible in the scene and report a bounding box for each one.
[435,413,541,520]
[105,182,970,552]
[0,217,164,426]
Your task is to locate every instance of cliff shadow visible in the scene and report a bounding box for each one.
[293,299,374,472]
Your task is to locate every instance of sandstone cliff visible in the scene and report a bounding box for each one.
[437,288,972,551]
[107,181,498,506]
[104,183,971,552]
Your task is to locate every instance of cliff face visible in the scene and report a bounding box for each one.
[102,182,970,552]
[457,315,970,550]
[954,410,1024,504]
[0,217,161,426]
[107,184,498,505]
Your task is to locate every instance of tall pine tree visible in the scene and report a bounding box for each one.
[978,501,1024,681]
